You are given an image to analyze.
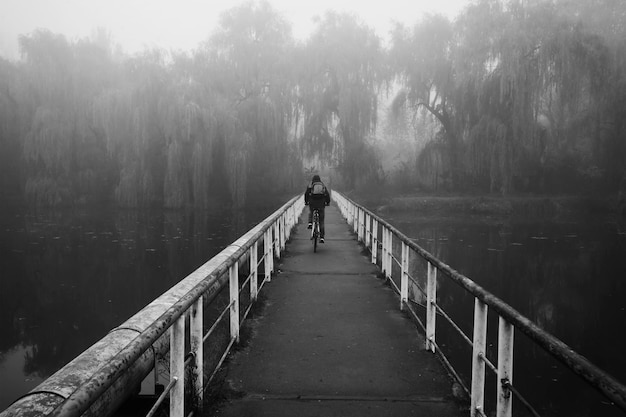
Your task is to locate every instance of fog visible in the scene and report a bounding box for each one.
[0,0,625,210]
[0,0,468,59]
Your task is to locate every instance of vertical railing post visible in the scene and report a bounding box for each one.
[269,227,275,274]
[229,262,240,342]
[190,297,203,410]
[381,227,387,276]
[286,207,292,237]
[365,213,371,249]
[349,204,353,230]
[278,214,284,251]
[385,229,390,277]
[274,221,281,259]
[372,219,378,265]
[250,242,258,302]
[358,209,364,242]
[383,229,388,276]
[170,315,185,417]
[264,230,271,283]
[497,318,514,417]
[348,204,352,230]
[400,242,409,310]
[386,230,393,280]
[426,262,437,353]
[471,299,488,417]
[267,228,274,276]
[281,214,286,250]
[286,207,291,235]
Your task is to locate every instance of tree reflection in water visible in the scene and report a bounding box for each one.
[391,213,626,417]
[0,205,269,410]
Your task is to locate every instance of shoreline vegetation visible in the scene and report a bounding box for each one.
[347,192,626,221]
[1,1,626,211]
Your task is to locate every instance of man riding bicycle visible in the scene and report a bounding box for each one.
[304,174,331,243]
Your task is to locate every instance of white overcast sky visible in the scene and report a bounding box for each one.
[0,0,470,59]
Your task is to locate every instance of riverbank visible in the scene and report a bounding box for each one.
[345,192,624,220]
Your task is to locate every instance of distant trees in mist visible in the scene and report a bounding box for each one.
[387,0,626,195]
[0,0,625,207]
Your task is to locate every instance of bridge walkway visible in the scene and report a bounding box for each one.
[211,203,466,416]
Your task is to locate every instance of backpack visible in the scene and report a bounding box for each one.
[311,181,325,195]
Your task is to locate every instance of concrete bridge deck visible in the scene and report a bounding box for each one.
[211,204,467,416]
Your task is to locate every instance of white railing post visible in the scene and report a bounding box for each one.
[372,219,378,265]
[347,204,352,229]
[264,230,271,283]
[250,242,258,302]
[358,209,363,242]
[286,207,292,237]
[471,299,488,417]
[229,262,240,342]
[170,315,185,417]
[386,230,393,279]
[400,242,409,310]
[281,214,286,251]
[270,228,276,274]
[381,228,387,276]
[365,213,371,249]
[274,221,281,259]
[383,229,388,275]
[348,203,353,229]
[267,228,274,276]
[497,318,514,417]
[426,262,437,353]
[190,297,203,410]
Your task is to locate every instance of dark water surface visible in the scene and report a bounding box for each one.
[384,211,626,417]
[0,204,277,411]
[2,204,626,416]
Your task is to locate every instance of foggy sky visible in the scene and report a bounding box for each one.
[0,0,469,59]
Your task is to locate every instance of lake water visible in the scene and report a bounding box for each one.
[0,204,278,411]
[1,203,625,416]
[383,211,626,417]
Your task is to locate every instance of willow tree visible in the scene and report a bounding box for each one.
[389,14,460,190]
[296,12,383,188]
[160,86,216,209]
[454,0,616,193]
[201,0,299,206]
[0,58,20,198]
[554,0,626,188]
[91,49,169,207]
[19,30,115,205]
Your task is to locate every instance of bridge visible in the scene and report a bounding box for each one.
[1,192,626,417]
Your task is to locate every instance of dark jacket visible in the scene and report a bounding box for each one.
[304,178,331,209]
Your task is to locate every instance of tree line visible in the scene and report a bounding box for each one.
[0,0,624,208]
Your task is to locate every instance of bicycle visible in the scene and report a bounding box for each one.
[311,209,320,252]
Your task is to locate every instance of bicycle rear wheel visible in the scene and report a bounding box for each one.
[312,211,320,252]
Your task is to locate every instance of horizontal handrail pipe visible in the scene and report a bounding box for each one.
[333,191,626,416]
[1,195,305,417]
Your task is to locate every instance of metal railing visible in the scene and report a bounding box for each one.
[333,191,626,417]
[1,195,305,417]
